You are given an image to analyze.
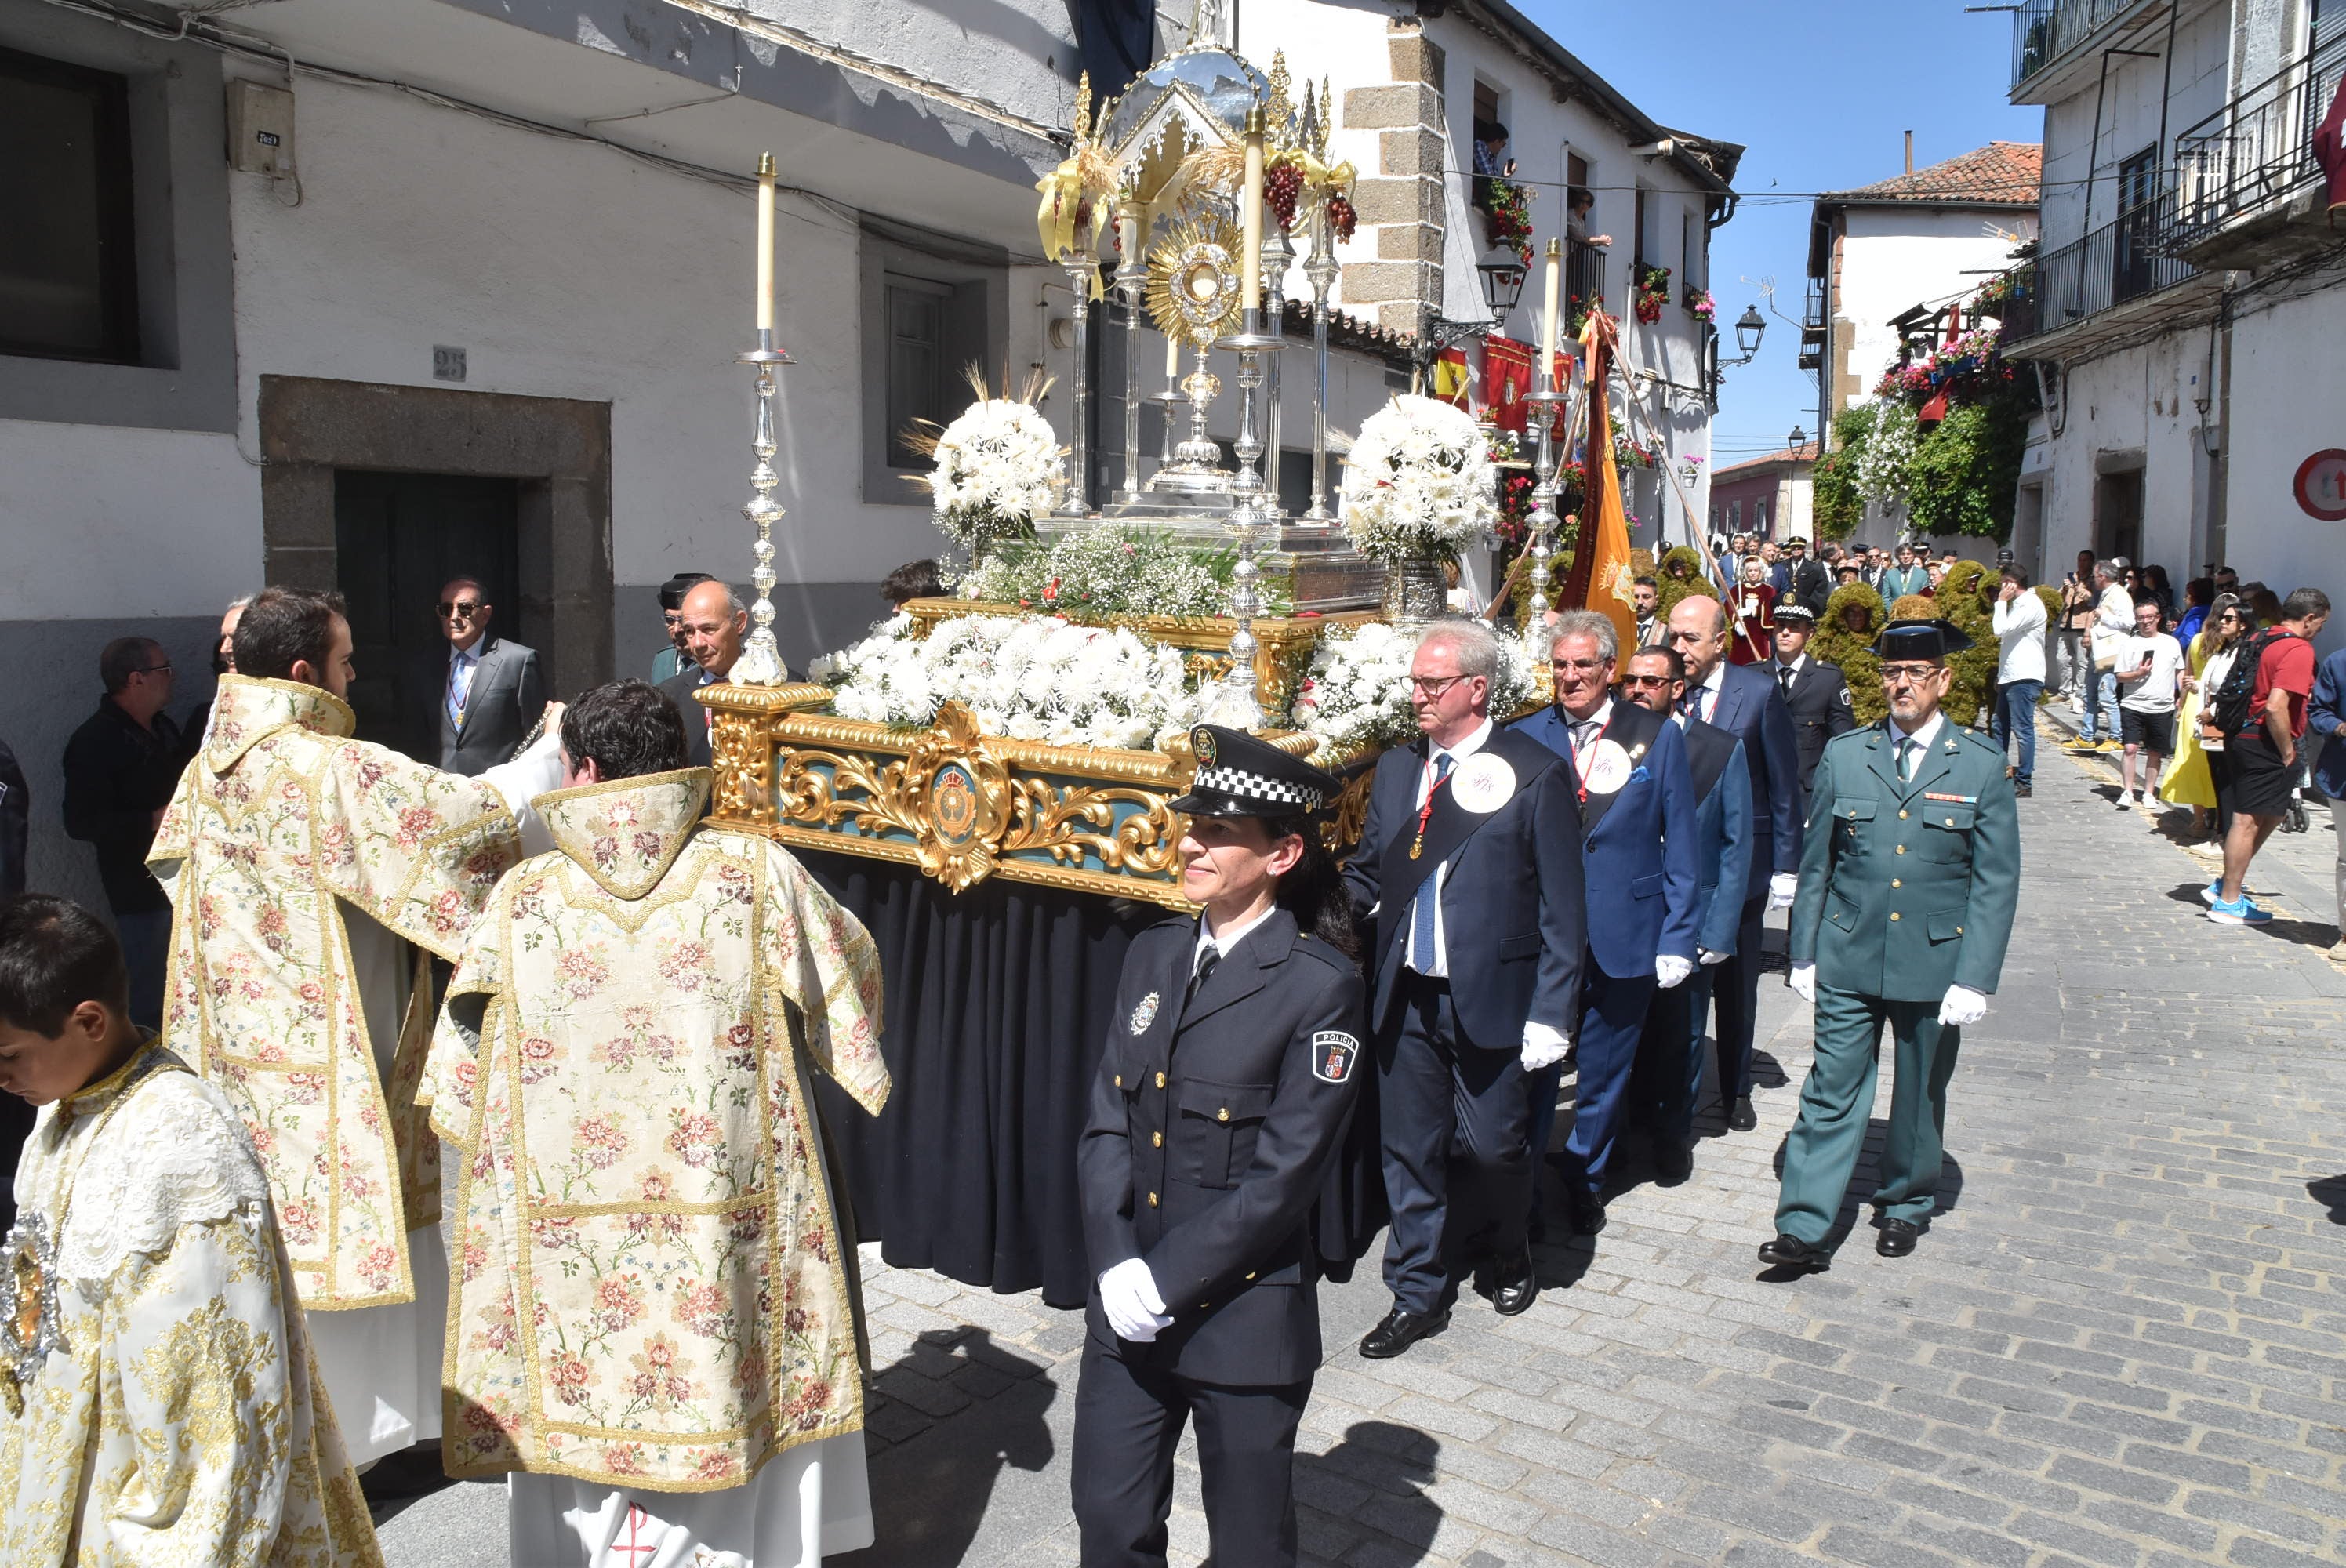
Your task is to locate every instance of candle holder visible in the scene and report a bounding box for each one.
[1520,356,1576,644]
[1259,223,1294,523]
[1114,212,1147,509]
[1211,306,1284,730]
[1150,373,1183,479]
[1062,252,1102,517]
[1152,344,1231,496]
[732,328,794,685]
[1298,199,1340,524]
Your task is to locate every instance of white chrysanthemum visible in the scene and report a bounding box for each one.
[930,399,1067,547]
[1338,395,1498,565]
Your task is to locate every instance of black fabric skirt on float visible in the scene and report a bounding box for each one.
[801,850,1385,1308]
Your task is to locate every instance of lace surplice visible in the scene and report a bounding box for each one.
[0,1045,381,1567]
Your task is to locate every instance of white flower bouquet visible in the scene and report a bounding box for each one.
[1338,394,1499,565]
[905,369,1068,550]
[1289,620,1538,760]
[953,526,1287,621]
[812,613,1200,751]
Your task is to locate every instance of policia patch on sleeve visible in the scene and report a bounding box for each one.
[1313,1030,1360,1084]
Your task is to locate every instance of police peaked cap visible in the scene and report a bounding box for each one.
[1872,617,1974,660]
[1171,724,1342,818]
[1773,602,1818,625]
[659,572,716,610]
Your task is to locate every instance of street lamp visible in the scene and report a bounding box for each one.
[1789,423,1807,452]
[1734,304,1767,359]
[1414,245,1531,385]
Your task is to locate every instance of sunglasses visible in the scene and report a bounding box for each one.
[1620,673,1676,688]
[438,602,485,619]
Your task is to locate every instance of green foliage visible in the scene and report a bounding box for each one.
[1654,547,1718,619]
[1811,405,1876,540]
[1813,583,1889,726]
[955,525,1291,619]
[1905,399,2032,540]
[1937,560,1996,728]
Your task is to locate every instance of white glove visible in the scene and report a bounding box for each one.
[1767,872,1798,912]
[1937,985,1988,1027]
[1788,964,1816,1003]
[1697,946,1730,967]
[1654,954,1692,990]
[1520,1022,1572,1073]
[1098,1258,1172,1343]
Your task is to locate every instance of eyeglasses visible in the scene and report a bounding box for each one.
[1550,657,1610,673]
[1620,673,1676,689]
[438,602,485,619]
[1880,664,1941,685]
[1407,673,1466,697]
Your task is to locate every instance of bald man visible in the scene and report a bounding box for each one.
[657,579,748,768]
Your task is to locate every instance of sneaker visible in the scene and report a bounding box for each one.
[2207,896,2273,925]
[2199,879,2221,904]
[2097,739,2124,754]
[2063,737,2098,752]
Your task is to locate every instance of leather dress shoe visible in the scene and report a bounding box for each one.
[1655,1140,1694,1185]
[1568,1192,1607,1236]
[1360,1306,1449,1359]
[1727,1094,1758,1132]
[1875,1217,1921,1257]
[1756,1233,1829,1272]
[1491,1252,1538,1316]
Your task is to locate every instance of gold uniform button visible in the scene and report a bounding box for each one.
[1148,1191,1158,1207]
[1218,1108,1230,1123]
[1896,845,1906,855]
[1151,1131,1162,1148]
[1891,878,1902,888]
[1113,1074,1123,1088]
[1244,1271,1255,1281]
[1945,816,1956,826]
[1155,1072,1167,1089]
[1890,912,1900,921]
[1956,925,1964,934]
[1898,809,1909,819]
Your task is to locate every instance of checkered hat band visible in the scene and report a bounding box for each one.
[1192,764,1322,810]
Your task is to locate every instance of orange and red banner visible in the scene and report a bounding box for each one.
[1555,314,1638,655]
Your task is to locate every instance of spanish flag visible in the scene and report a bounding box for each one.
[1556,312,1639,652]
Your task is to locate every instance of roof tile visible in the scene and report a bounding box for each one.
[1828,142,2041,206]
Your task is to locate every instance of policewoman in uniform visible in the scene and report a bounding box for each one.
[1071,724,1366,1568]
[1760,619,2020,1271]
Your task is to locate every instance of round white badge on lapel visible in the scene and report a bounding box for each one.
[1450,753,1516,814]
[1578,738,1632,796]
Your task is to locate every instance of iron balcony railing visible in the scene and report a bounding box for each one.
[1566,238,1607,330]
[1802,275,1827,333]
[2001,191,2196,346]
[2170,25,2346,241]
[2011,0,2142,87]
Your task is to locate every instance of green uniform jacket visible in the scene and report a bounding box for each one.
[1789,720,2020,1002]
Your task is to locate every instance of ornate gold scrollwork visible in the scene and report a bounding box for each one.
[1324,768,1375,858]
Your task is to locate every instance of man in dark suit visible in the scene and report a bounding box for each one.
[657,579,747,769]
[1514,612,1698,1234]
[0,733,25,900]
[1620,645,1753,1181]
[436,576,543,776]
[1665,592,1803,1134]
[1763,604,1856,807]
[1344,621,1585,1357]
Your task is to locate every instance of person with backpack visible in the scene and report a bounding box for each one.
[2209,588,2332,924]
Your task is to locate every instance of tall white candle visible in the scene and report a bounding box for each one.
[1540,236,1562,365]
[1166,330,1181,381]
[1240,108,1265,312]
[755,152,775,333]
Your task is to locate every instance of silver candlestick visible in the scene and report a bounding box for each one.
[1150,375,1183,477]
[1213,306,1284,730]
[1115,211,1147,507]
[1064,252,1100,516]
[1260,223,1294,522]
[1152,343,1231,496]
[731,327,794,684]
[1299,199,1340,524]
[1522,354,1572,644]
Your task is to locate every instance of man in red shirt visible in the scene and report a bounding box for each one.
[2212,587,2332,924]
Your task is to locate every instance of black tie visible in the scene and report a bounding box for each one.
[1186,945,1220,1013]
[1778,663,1795,699]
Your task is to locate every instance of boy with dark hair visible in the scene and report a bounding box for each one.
[0,894,380,1563]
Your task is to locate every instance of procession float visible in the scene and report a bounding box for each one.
[694,29,1640,1304]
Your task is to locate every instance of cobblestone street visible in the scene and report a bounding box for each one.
[377,720,2346,1567]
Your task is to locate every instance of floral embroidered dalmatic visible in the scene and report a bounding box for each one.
[422,768,891,1491]
[0,1042,382,1566]
[147,674,525,1309]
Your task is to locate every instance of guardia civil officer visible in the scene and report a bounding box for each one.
[1072,724,1366,1568]
[1760,619,2020,1271]
[1762,602,1856,807]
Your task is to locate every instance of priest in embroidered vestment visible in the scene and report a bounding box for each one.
[0,895,381,1566]
[421,679,891,1567]
[145,587,561,1465]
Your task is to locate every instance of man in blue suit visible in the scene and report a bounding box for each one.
[1665,592,1803,1132]
[1620,645,1753,1181]
[1345,621,1586,1357]
[1514,612,1698,1234]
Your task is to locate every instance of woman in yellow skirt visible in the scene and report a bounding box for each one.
[2161,593,2245,836]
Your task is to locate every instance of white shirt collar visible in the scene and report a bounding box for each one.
[1781,652,1807,676]
[1887,710,1945,753]
[1697,660,1727,697]
[1195,901,1279,967]
[1430,717,1494,764]
[1563,697,1613,735]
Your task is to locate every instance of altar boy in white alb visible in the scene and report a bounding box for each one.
[423,679,891,1566]
[0,895,380,1566]
[147,586,561,1466]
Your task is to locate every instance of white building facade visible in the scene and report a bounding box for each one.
[1998,0,2344,650]
[1,0,1739,908]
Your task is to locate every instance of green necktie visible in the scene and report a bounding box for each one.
[1897,737,1916,782]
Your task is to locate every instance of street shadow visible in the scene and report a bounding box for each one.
[1756,1124,1966,1269]
[2160,882,2339,948]
[1298,1421,1442,1565]
[834,1328,1055,1567]
[360,1441,462,1528]
[2308,1176,2346,1225]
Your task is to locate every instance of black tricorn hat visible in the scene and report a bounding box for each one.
[1872,617,1974,660]
[1171,724,1342,818]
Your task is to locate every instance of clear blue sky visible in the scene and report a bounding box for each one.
[1522,0,2044,461]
